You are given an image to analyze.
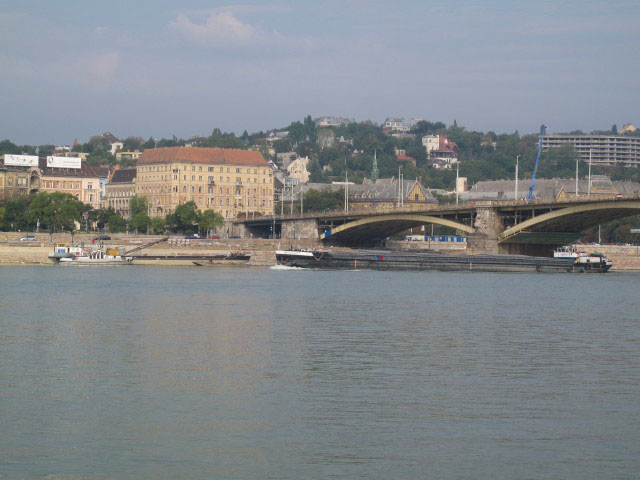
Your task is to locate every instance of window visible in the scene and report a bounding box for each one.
[184,175,187,180]
[236,168,241,173]
[174,175,177,180]
[191,186,195,193]
[191,175,195,181]
[208,167,214,172]
[415,193,419,201]
[198,166,202,171]
[208,176,213,183]
[88,184,93,189]
[183,186,186,193]
[192,166,195,171]
[219,167,223,172]
[198,176,202,181]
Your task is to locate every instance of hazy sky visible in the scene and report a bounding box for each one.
[1,0,639,145]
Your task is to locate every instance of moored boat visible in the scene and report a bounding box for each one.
[57,246,132,265]
[553,246,612,272]
[276,249,578,273]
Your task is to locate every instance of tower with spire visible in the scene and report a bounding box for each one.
[371,149,379,181]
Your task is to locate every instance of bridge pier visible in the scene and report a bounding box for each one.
[281,218,319,240]
[468,207,501,254]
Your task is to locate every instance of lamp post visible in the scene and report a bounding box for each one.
[455,162,459,205]
[588,149,592,197]
[398,166,404,207]
[515,155,520,201]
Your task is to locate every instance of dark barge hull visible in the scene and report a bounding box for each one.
[276,250,578,273]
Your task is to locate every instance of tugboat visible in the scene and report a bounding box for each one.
[57,246,132,265]
[553,246,612,272]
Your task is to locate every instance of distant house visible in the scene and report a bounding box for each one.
[102,131,123,155]
[286,156,311,184]
[422,135,458,169]
[314,116,355,127]
[382,117,421,135]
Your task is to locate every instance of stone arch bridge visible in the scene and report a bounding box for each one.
[237,196,640,256]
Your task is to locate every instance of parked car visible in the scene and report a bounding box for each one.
[93,235,111,241]
[208,235,220,239]
[19,235,37,242]
[184,234,200,239]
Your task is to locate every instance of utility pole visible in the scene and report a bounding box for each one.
[300,187,303,214]
[515,155,520,201]
[455,162,459,205]
[587,149,591,197]
[398,166,404,207]
[575,158,579,197]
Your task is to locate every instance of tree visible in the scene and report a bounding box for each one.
[107,214,126,233]
[122,136,144,152]
[197,209,224,236]
[169,201,199,233]
[129,196,151,233]
[150,217,166,234]
[26,192,84,232]
[302,188,344,212]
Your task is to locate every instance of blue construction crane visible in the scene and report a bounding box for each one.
[528,124,547,199]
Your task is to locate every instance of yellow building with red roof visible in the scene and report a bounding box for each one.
[136,147,273,219]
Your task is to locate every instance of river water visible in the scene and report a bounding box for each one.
[1,266,639,479]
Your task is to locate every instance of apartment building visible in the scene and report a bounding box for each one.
[39,157,101,210]
[542,134,640,167]
[104,167,137,218]
[1,154,100,208]
[136,147,273,219]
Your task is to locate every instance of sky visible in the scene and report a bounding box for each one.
[1,0,639,145]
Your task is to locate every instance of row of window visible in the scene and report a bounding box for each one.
[140,164,270,175]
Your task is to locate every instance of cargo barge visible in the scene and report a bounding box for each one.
[275,249,581,273]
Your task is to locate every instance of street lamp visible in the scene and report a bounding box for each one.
[515,155,520,201]
[398,166,404,207]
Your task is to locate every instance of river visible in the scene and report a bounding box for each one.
[1,266,639,479]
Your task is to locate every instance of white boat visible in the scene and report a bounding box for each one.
[553,246,612,272]
[49,243,85,261]
[58,246,132,265]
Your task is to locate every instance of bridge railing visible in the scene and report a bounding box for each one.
[239,193,640,222]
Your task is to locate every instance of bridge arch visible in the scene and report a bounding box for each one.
[500,200,640,242]
[321,214,475,244]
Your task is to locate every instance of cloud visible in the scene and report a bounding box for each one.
[170,11,257,46]
[85,51,121,86]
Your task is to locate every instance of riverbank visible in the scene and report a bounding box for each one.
[2,232,640,270]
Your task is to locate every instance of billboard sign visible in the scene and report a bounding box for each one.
[46,156,81,169]
[3,154,39,167]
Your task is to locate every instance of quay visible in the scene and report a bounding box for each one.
[2,232,640,271]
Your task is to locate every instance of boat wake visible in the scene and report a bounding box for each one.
[270,264,307,271]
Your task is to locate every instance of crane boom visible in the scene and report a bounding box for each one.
[528,124,547,200]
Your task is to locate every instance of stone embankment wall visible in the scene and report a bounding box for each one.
[2,232,640,270]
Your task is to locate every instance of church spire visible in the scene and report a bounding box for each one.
[372,149,379,181]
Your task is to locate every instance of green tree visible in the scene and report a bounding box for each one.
[302,188,344,212]
[107,214,126,233]
[150,217,166,234]
[197,209,224,236]
[26,192,84,232]
[2,196,30,231]
[168,201,199,233]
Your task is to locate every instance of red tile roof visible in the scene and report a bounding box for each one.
[139,147,268,166]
